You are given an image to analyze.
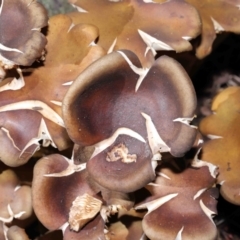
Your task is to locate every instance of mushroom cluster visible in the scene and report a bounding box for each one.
[1,0,240,239]
[31,50,219,239]
[0,13,106,167]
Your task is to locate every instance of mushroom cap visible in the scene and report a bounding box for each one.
[7,226,29,240]
[200,86,240,205]
[68,0,201,67]
[136,160,218,240]
[0,14,105,167]
[32,154,101,230]
[0,169,33,223]
[62,50,197,192]
[0,0,48,66]
[186,0,240,58]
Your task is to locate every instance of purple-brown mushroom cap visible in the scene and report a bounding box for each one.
[62,50,197,193]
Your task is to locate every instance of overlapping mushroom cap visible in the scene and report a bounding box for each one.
[186,0,240,58]
[0,0,47,68]
[136,160,218,240]
[200,86,240,205]
[68,0,201,67]
[0,14,105,166]
[62,50,197,193]
[32,153,108,240]
[0,168,33,237]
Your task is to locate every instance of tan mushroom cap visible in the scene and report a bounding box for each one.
[136,160,218,240]
[0,169,33,223]
[7,226,29,240]
[106,208,145,240]
[0,169,19,221]
[186,0,240,58]
[68,0,201,67]
[200,86,240,205]
[0,0,48,66]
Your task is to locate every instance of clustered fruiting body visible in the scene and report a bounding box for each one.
[0,0,240,239]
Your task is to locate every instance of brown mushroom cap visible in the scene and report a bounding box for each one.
[136,160,218,240]
[32,154,101,230]
[63,50,197,155]
[62,50,197,192]
[63,51,196,192]
[0,0,48,66]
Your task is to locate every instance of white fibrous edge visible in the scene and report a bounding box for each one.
[69,193,103,231]
[175,226,184,240]
[206,134,223,140]
[141,112,171,161]
[143,0,156,3]
[50,100,62,106]
[67,22,75,33]
[0,67,25,92]
[2,222,8,240]
[70,3,88,13]
[44,154,86,177]
[1,127,21,151]
[0,204,25,223]
[0,0,3,15]
[199,199,216,225]
[19,118,57,158]
[62,81,73,86]
[182,36,192,41]
[107,38,117,54]
[89,40,97,47]
[191,149,218,179]
[117,51,149,92]
[173,116,197,129]
[219,180,225,185]
[59,222,69,234]
[147,182,161,187]
[0,66,6,80]
[89,127,145,160]
[0,43,23,54]
[135,193,178,215]
[138,29,174,57]
[157,172,171,180]
[193,188,207,200]
[139,233,148,240]
[0,100,65,127]
[211,17,225,33]
[14,185,21,192]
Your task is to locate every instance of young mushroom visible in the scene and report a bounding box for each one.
[62,50,197,193]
